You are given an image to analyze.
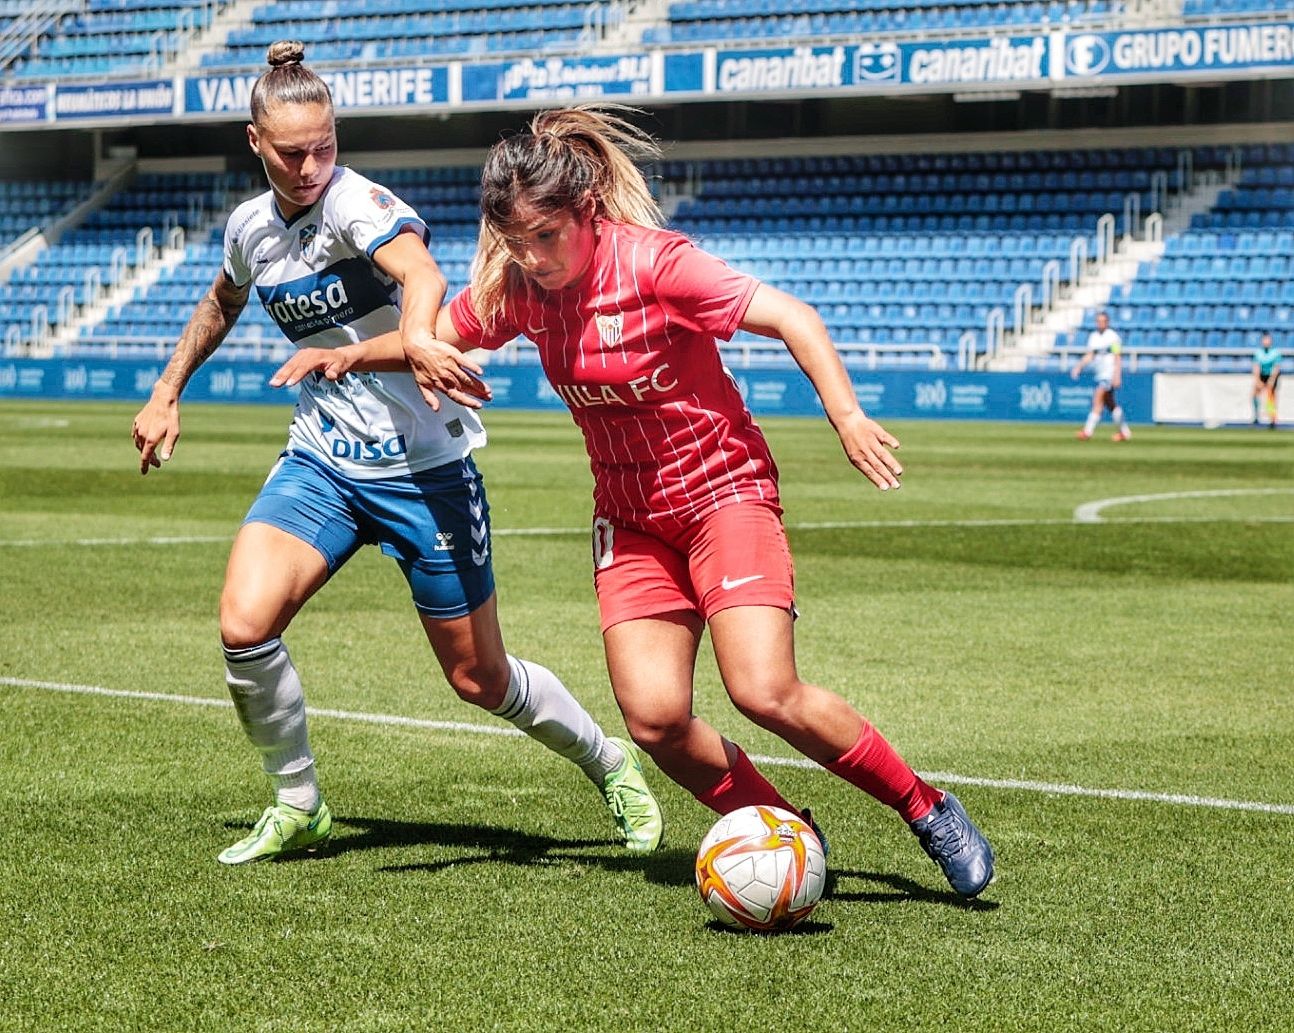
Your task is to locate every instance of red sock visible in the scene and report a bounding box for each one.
[825,721,942,823]
[695,746,796,816]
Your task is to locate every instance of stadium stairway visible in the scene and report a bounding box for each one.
[172,0,261,77]
[993,168,1239,370]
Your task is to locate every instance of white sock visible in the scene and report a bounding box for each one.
[224,638,320,812]
[1112,407,1130,435]
[492,655,623,785]
[1084,412,1099,435]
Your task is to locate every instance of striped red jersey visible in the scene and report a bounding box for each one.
[449,221,781,532]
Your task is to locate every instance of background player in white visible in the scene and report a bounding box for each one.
[1070,310,1131,441]
[130,45,661,864]
[296,106,995,898]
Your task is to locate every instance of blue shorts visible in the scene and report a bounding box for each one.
[243,448,495,619]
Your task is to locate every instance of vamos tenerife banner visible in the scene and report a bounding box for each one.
[185,65,450,117]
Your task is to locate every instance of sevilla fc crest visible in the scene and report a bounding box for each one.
[595,312,623,347]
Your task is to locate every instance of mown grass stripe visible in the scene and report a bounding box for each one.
[5,675,1291,816]
[3,512,1293,549]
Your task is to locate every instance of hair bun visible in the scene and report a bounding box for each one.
[266,40,306,68]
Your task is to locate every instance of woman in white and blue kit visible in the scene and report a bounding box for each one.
[130,41,662,864]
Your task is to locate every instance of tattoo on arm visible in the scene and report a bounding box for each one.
[158,273,249,391]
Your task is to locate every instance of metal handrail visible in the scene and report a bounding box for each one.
[1149,170,1169,214]
[1122,191,1141,240]
[135,226,154,264]
[83,265,102,305]
[985,307,1004,362]
[1143,212,1163,243]
[1013,282,1032,337]
[1069,235,1088,289]
[57,283,75,325]
[1040,259,1061,312]
[1096,213,1117,263]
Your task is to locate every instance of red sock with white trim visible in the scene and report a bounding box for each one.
[695,745,796,816]
[825,721,942,823]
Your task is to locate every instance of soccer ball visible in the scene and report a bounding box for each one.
[694,804,827,932]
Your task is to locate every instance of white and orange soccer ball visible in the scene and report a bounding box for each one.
[694,804,827,932]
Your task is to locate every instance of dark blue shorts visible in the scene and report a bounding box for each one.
[244,448,495,619]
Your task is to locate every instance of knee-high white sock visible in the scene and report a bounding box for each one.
[1084,411,1100,435]
[1111,406,1130,435]
[492,655,622,785]
[224,638,319,812]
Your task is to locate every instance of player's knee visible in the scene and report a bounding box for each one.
[219,599,277,652]
[623,713,687,756]
[445,656,510,710]
[728,677,801,729]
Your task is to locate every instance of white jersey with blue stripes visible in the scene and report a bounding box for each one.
[223,166,486,479]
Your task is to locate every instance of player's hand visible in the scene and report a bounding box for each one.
[835,411,902,491]
[131,388,180,476]
[270,347,358,387]
[403,333,492,412]
[1070,366,1080,380]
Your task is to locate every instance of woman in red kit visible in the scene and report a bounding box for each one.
[311,107,994,896]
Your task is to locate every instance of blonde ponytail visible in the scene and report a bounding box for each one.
[471,105,665,329]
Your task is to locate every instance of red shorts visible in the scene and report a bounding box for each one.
[592,503,795,631]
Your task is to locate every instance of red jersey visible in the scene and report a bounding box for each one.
[449,222,781,533]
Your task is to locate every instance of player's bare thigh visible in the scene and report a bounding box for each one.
[604,611,734,792]
[604,611,702,730]
[709,605,861,762]
[219,521,330,648]
[416,592,511,709]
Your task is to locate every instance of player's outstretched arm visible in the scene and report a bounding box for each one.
[740,283,902,491]
[269,335,408,387]
[131,270,248,475]
[372,231,490,411]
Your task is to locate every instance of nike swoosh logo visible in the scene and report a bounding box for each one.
[721,575,765,591]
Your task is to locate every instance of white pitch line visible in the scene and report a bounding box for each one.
[4,510,1294,549]
[0,535,232,548]
[4,675,1292,817]
[1074,487,1294,524]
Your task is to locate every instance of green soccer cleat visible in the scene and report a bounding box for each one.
[218,800,333,865]
[601,737,664,853]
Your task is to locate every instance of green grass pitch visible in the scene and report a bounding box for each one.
[1,400,1291,1032]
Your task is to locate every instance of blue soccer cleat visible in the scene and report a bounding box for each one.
[800,807,829,859]
[909,792,994,898]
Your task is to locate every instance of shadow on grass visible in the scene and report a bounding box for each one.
[701,917,835,937]
[825,867,1000,911]
[221,817,998,910]
[331,814,661,874]
[635,850,997,910]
